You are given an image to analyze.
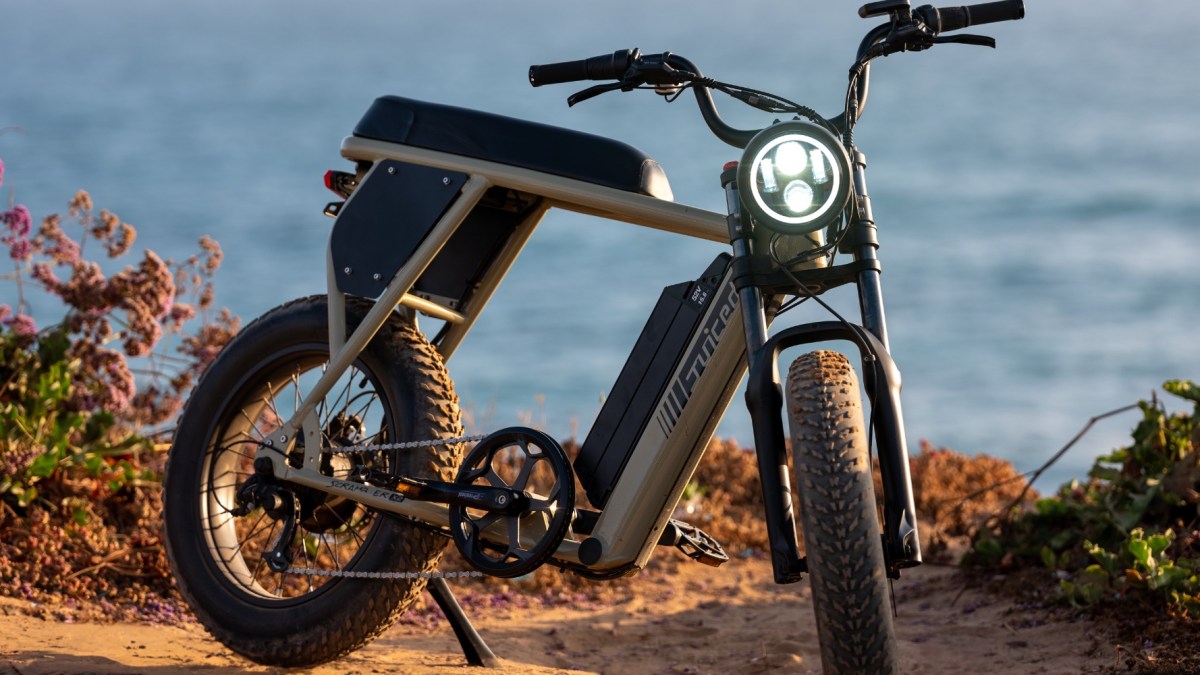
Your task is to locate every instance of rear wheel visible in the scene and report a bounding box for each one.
[163,296,464,667]
[785,350,897,674]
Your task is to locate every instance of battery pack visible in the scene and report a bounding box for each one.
[575,254,732,508]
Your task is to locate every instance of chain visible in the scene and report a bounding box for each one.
[286,567,484,579]
[285,433,489,580]
[328,433,487,455]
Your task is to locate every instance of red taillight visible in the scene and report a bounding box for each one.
[324,170,356,198]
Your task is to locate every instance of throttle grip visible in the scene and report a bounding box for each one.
[529,49,638,87]
[921,1,1025,32]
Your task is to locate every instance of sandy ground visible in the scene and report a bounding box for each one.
[0,558,1111,674]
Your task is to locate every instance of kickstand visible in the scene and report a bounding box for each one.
[427,577,500,668]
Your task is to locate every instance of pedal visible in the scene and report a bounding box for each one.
[660,519,728,567]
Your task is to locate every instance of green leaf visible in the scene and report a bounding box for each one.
[1150,564,1186,591]
[1113,487,1160,532]
[27,451,60,479]
[1035,497,1070,517]
[973,535,1004,562]
[16,485,37,508]
[1163,380,1200,403]
[1041,546,1057,570]
[1128,538,1153,570]
[1147,531,1174,556]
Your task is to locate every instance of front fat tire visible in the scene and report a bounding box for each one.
[163,296,464,667]
[786,350,897,675]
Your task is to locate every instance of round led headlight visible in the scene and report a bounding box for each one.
[736,120,852,235]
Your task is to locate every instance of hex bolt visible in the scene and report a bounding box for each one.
[387,166,396,175]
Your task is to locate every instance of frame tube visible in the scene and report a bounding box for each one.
[340,137,729,243]
[264,174,490,469]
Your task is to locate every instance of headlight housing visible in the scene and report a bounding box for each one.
[737,120,852,235]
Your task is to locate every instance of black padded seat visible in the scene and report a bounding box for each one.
[352,96,673,201]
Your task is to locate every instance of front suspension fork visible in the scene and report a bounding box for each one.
[723,159,921,582]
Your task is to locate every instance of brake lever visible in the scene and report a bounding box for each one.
[567,81,630,107]
[931,33,997,48]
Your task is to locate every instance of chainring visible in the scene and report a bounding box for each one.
[449,427,574,578]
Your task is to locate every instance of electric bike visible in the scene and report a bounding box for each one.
[163,2,1026,672]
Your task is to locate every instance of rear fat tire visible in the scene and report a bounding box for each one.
[786,350,897,674]
[163,296,464,667]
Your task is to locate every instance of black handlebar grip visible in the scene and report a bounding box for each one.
[924,0,1025,32]
[529,49,637,87]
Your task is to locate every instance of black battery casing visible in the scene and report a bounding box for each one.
[575,254,732,508]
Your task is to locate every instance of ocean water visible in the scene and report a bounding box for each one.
[3,0,1198,491]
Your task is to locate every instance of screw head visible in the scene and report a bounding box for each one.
[497,494,508,505]
[387,166,396,175]
[442,176,451,186]
[343,267,352,275]
[279,434,288,443]
[372,273,382,281]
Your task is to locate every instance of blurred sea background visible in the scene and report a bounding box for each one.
[3,0,1197,490]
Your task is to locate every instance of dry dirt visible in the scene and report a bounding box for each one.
[0,557,1115,674]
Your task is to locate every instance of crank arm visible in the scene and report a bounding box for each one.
[354,467,527,515]
[260,453,582,564]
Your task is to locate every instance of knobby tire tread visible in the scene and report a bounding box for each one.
[786,350,897,675]
[164,296,465,667]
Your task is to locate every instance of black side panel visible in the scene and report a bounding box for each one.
[576,254,731,507]
[330,160,467,298]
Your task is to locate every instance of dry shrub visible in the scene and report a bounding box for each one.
[0,461,187,623]
[685,438,767,555]
[687,438,1035,563]
[908,439,1036,560]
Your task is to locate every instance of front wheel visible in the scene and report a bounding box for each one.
[163,296,464,667]
[786,350,897,674]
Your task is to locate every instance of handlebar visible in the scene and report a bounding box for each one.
[530,50,759,148]
[850,0,1024,122]
[914,1,1025,33]
[529,1,1025,146]
[529,49,638,87]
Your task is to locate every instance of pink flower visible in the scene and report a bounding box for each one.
[46,234,80,266]
[0,158,4,187]
[166,302,196,330]
[3,313,38,338]
[3,205,31,237]
[0,305,10,323]
[9,238,30,261]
